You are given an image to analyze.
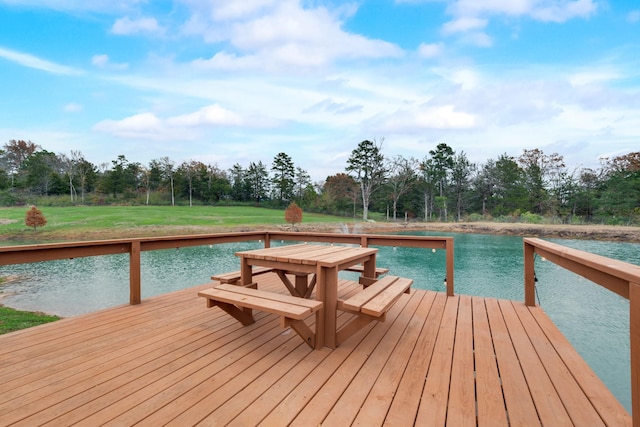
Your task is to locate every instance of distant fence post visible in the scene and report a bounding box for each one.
[130,241,141,305]
[631,282,640,427]
[524,239,536,306]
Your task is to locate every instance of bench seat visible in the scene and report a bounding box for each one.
[339,275,412,317]
[335,275,412,345]
[343,265,389,278]
[199,284,323,348]
[210,266,274,284]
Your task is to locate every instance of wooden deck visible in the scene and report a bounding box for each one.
[0,272,630,426]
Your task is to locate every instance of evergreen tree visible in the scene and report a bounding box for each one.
[271,152,295,205]
[346,139,386,221]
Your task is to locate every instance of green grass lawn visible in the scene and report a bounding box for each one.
[0,305,60,334]
[0,205,361,241]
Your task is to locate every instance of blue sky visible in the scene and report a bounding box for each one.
[0,0,638,181]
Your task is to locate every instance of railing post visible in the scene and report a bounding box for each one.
[524,239,536,306]
[130,241,141,305]
[446,239,454,296]
[264,233,271,248]
[631,282,640,427]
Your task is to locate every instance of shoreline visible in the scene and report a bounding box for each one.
[3,221,639,244]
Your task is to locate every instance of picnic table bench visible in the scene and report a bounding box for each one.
[343,264,389,278]
[198,283,323,348]
[336,275,413,344]
[211,266,274,284]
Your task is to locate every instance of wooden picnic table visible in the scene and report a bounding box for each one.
[236,243,378,348]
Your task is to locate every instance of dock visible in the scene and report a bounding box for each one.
[0,272,630,426]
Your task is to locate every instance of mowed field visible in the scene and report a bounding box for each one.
[0,205,352,242]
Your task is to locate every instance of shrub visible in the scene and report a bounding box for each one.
[520,211,543,224]
[25,206,47,230]
[285,202,303,228]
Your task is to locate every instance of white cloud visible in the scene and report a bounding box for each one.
[184,0,403,72]
[111,16,163,35]
[628,10,640,23]
[94,112,165,139]
[91,54,128,70]
[94,104,279,140]
[91,54,109,68]
[375,105,478,134]
[442,16,487,34]
[64,103,83,112]
[202,0,280,21]
[167,104,243,127]
[0,46,83,75]
[303,98,363,115]
[569,70,621,86]
[531,0,597,23]
[442,0,598,37]
[417,43,443,58]
[463,32,493,47]
[435,67,480,90]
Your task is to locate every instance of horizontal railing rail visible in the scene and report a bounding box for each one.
[0,231,454,305]
[524,237,640,426]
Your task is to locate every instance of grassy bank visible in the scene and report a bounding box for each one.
[0,205,357,242]
[0,306,60,334]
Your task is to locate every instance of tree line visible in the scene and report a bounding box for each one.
[1,138,638,225]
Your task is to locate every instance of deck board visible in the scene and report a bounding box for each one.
[0,272,631,426]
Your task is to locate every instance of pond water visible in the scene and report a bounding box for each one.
[0,232,636,412]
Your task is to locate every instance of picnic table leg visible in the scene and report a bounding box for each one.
[240,256,252,286]
[317,265,338,349]
[239,255,254,317]
[294,273,308,297]
[362,253,377,286]
[315,267,326,348]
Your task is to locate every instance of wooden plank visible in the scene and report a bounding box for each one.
[318,291,421,426]
[498,299,573,425]
[343,264,389,276]
[383,292,445,426]
[65,314,297,426]
[5,320,280,425]
[227,298,363,426]
[341,275,399,312]
[213,284,322,310]
[446,295,475,426]
[211,266,274,283]
[528,305,632,427]
[513,301,606,426]
[97,333,303,426]
[0,293,213,385]
[260,288,412,427]
[353,291,431,425]
[39,313,276,426]
[414,295,459,426]
[156,342,315,426]
[484,298,541,426]
[195,348,333,426]
[319,247,377,266]
[0,307,235,413]
[471,297,508,427]
[198,287,321,320]
[361,277,412,317]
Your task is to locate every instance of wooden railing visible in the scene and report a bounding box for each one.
[0,231,454,305]
[524,237,640,426]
